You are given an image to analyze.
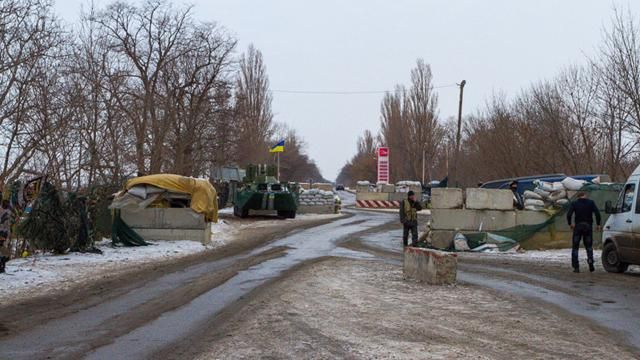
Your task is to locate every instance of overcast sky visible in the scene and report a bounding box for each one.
[54,0,639,181]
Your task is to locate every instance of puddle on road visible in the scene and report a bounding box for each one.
[85,210,395,360]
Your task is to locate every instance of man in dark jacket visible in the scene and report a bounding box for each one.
[400,190,422,247]
[510,181,524,210]
[567,192,601,273]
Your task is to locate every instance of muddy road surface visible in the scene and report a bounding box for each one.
[0,208,392,360]
[350,224,640,353]
[1,205,639,359]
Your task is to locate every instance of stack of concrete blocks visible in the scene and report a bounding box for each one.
[428,187,591,250]
[121,208,211,245]
[354,180,423,207]
[403,247,457,285]
[429,188,514,250]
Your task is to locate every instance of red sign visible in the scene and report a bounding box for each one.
[377,147,390,183]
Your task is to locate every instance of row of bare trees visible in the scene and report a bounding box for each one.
[337,60,445,186]
[0,0,324,191]
[339,9,640,187]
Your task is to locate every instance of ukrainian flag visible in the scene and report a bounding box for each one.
[269,139,285,153]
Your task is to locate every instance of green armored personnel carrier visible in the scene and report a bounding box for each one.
[233,164,299,219]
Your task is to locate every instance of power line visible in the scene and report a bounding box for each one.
[270,83,458,95]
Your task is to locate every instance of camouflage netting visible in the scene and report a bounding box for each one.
[463,183,623,251]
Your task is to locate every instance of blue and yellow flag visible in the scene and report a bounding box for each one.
[270,139,284,153]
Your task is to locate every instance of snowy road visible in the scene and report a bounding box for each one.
[1,207,640,359]
[0,208,395,360]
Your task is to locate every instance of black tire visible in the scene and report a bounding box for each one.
[240,208,249,218]
[233,206,240,217]
[602,242,629,273]
[278,210,296,219]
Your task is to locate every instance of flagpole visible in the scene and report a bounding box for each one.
[277,152,280,182]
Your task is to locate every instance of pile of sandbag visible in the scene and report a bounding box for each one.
[298,189,337,206]
[395,180,421,193]
[523,177,590,211]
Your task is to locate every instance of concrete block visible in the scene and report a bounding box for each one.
[121,208,206,229]
[380,184,395,193]
[389,192,411,202]
[428,230,455,250]
[356,185,370,193]
[465,188,514,210]
[516,210,550,225]
[133,227,211,245]
[430,209,516,231]
[403,247,457,285]
[356,192,390,201]
[431,188,463,209]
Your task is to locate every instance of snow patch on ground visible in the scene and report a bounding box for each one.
[1,217,246,304]
[0,238,210,304]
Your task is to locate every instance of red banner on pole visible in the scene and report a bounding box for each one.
[377,147,389,184]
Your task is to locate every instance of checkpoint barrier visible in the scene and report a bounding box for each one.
[356,200,400,208]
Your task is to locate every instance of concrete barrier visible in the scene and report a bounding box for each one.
[516,210,550,225]
[430,209,516,231]
[428,230,456,250]
[121,208,211,245]
[431,188,463,209]
[122,208,206,229]
[466,188,513,210]
[389,192,410,202]
[380,184,395,193]
[356,192,390,201]
[403,247,457,285]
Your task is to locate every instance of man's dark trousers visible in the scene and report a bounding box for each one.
[572,222,594,269]
[403,223,418,247]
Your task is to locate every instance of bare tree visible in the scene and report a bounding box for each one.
[235,44,274,166]
[0,0,61,186]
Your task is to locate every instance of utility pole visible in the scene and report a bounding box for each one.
[421,149,425,185]
[451,80,466,188]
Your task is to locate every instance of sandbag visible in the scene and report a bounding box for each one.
[561,177,587,191]
[535,180,564,192]
[523,190,543,200]
[534,188,551,198]
[548,189,567,202]
[525,205,544,211]
[555,199,569,206]
[524,198,545,207]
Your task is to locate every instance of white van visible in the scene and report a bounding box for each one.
[602,167,640,273]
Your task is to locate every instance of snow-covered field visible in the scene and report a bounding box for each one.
[0,220,239,305]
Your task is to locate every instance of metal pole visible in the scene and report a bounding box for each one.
[451,79,466,188]
[421,149,425,185]
[277,152,280,181]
